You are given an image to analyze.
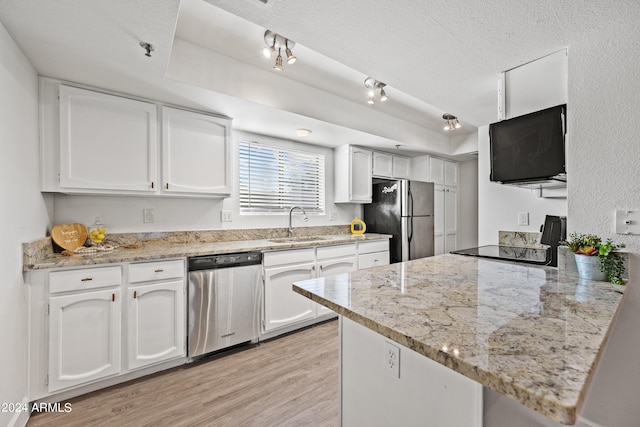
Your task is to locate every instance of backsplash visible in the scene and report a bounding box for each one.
[23,225,352,267]
[498,231,544,248]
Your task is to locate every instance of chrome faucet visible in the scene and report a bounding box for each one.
[288,206,308,237]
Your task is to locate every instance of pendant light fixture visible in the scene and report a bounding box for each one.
[263,30,296,70]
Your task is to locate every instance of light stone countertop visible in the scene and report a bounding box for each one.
[24,233,390,271]
[293,253,627,425]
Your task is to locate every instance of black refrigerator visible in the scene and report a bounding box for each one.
[364,179,434,263]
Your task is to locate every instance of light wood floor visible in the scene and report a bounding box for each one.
[27,320,339,427]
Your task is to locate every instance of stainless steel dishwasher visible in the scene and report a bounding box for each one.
[187,252,262,359]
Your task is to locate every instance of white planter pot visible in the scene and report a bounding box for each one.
[574,254,606,281]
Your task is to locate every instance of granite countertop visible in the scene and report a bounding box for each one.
[293,254,627,425]
[23,232,390,271]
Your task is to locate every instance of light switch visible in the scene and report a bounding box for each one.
[221,210,233,222]
[615,209,640,235]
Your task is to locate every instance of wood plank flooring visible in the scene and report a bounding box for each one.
[27,319,339,427]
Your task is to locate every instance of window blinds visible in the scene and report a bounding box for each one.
[239,141,325,214]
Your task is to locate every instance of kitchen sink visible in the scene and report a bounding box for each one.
[268,236,330,243]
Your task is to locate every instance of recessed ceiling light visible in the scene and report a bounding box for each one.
[296,129,312,137]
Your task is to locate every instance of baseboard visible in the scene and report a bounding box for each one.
[7,396,30,427]
[576,416,603,427]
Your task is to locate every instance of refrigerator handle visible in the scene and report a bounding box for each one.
[408,186,414,217]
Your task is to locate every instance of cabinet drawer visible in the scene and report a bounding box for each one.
[128,259,185,283]
[358,240,389,254]
[316,243,357,260]
[263,248,315,267]
[49,266,122,294]
[358,252,390,269]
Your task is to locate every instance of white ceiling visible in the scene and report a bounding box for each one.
[1,0,637,157]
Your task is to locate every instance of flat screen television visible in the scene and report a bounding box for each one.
[489,104,566,185]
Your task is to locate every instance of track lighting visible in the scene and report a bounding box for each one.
[442,114,462,132]
[263,30,296,70]
[364,77,388,104]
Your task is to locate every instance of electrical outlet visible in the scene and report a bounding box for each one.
[330,211,338,221]
[221,210,233,222]
[143,209,154,224]
[384,341,400,379]
[517,212,529,226]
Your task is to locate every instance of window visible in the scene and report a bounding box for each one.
[239,140,325,215]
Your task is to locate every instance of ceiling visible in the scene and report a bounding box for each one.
[0,0,636,158]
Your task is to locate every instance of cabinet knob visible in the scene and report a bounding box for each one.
[112,293,115,302]
[154,269,164,273]
[133,290,137,299]
[311,266,316,271]
[165,183,169,190]
[320,265,324,270]
[81,277,93,282]
[151,182,155,189]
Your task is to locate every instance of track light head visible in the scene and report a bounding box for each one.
[273,48,283,70]
[379,88,387,102]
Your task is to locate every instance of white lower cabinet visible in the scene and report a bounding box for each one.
[28,260,186,400]
[262,241,388,337]
[357,240,390,269]
[48,287,122,392]
[263,261,317,332]
[316,245,358,317]
[126,280,185,370]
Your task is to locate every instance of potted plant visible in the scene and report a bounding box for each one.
[560,232,626,284]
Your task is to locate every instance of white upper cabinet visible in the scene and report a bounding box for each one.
[372,152,393,178]
[429,157,445,184]
[392,155,411,179]
[372,152,410,179]
[40,79,231,197]
[161,107,231,196]
[444,160,458,186]
[334,145,372,203]
[57,84,158,193]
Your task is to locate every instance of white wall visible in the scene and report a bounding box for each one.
[52,130,361,232]
[477,124,567,245]
[566,23,640,427]
[0,23,50,427]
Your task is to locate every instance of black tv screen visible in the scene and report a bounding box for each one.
[489,105,566,183]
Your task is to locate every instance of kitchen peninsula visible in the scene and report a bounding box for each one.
[293,254,626,426]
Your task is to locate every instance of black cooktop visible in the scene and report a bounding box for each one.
[451,245,550,265]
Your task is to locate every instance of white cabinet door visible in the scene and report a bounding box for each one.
[316,256,358,317]
[351,147,373,202]
[372,152,393,178]
[127,280,185,370]
[264,262,316,331]
[335,145,372,203]
[161,107,231,196]
[444,161,458,186]
[48,288,121,392]
[434,185,446,255]
[393,156,411,179]
[444,186,458,253]
[58,85,157,193]
[429,157,445,185]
